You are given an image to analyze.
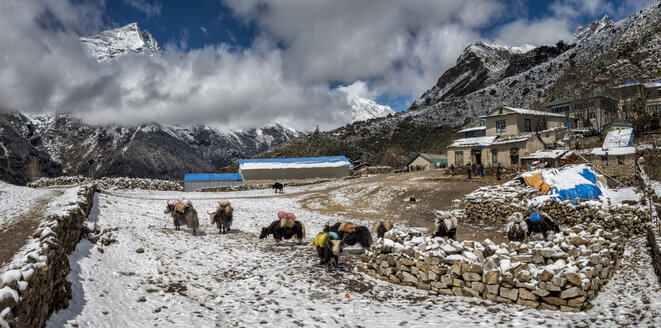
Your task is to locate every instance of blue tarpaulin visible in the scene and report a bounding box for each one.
[184,173,243,181]
[548,167,602,202]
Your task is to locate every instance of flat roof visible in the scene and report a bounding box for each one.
[458,126,486,133]
[482,106,565,118]
[239,156,352,170]
[184,173,243,181]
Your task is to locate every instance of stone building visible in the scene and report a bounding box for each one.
[583,128,636,183]
[407,153,447,171]
[238,156,352,182]
[545,91,618,130]
[613,78,661,121]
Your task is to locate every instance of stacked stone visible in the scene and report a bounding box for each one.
[28,176,183,191]
[0,184,96,328]
[352,166,394,176]
[198,178,337,192]
[359,224,624,312]
[465,199,649,236]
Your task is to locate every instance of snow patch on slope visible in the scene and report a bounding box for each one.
[350,97,394,122]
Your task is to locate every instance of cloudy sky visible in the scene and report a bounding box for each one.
[0,0,655,130]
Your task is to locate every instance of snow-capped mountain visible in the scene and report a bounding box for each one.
[349,97,394,122]
[257,1,661,165]
[0,113,299,184]
[574,15,614,41]
[81,22,161,62]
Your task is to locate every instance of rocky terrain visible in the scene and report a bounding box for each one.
[80,23,161,62]
[0,112,299,184]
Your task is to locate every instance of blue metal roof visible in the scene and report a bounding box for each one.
[184,173,243,181]
[238,156,351,166]
[619,77,640,87]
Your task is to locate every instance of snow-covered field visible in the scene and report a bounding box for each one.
[38,185,661,327]
[0,182,54,229]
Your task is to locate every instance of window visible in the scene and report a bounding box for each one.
[455,151,464,164]
[524,119,531,132]
[618,156,624,165]
[602,156,608,168]
[496,120,506,133]
[492,149,498,164]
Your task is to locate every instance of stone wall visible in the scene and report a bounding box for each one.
[0,184,96,328]
[647,225,661,282]
[465,200,649,236]
[28,176,182,191]
[583,153,636,183]
[359,225,624,312]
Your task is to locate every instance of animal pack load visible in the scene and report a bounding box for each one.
[311,232,339,248]
[338,221,357,233]
[174,202,186,215]
[279,211,296,228]
[530,212,542,224]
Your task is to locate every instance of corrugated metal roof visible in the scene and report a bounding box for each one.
[602,128,633,149]
[239,156,352,170]
[184,173,243,181]
[419,153,447,164]
[483,106,565,118]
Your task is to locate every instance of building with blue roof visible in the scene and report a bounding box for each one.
[184,173,243,192]
[238,156,352,181]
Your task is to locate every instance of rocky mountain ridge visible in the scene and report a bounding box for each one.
[349,97,394,122]
[80,22,161,62]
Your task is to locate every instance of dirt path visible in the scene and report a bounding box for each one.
[0,191,62,268]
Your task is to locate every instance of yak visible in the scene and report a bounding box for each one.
[323,222,372,249]
[273,182,284,194]
[208,200,233,234]
[525,212,560,239]
[313,232,342,271]
[506,212,527,242]
[164,200,200,235]
[374,221,394,239]
[259,220,306,245]
[432,210,458,240]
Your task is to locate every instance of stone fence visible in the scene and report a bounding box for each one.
[359,225,624,312]
[28,176,182,191]
[0,184,96,327]
[647,225,661,282]
[465,200,649,236]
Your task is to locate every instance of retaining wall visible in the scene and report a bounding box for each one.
[647,225,661,282]
[0,184,96,328]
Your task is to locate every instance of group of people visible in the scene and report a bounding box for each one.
[449,162,501,180]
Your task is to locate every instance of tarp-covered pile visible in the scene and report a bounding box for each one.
[521,164,603,204]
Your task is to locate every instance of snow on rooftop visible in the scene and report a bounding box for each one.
[520,149,567,159]
[457,126,487,133]
[485,106,565,118]
[591,147,636,156]
[239,156,351,170]
[449,136,497,148]
[602,128,633,148]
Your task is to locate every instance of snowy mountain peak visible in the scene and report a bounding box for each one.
[573,15,614,41]
[81,22,161,62]
[350,97,394,122]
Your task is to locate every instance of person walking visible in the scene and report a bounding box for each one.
[496,162,502,181]
[478,163,484,178]
[471,162,476,176]
[467,164,472,180]
[450,163,455,176]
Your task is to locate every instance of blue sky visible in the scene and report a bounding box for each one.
[101,0,654,113]
[0,0,656,129]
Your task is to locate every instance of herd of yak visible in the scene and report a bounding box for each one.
[164,198,561,271]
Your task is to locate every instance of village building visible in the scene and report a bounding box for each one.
[407,153,447,171]
[545,91,618,130]
[457,119,486,138]
[238,156,352,182]
[582,128,636,184]
[520,149,567,170]
[613,78,661,121]
[447,106,566,169]
[184,173,243,192]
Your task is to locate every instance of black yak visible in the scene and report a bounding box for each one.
[164,200,200,235]
[323,222,372,249]
[525,212,560,239]
[273,182,284,193]
[259,220,306,245]
[506,212,527,242]
[432,210,457,240]
[312,232,342,271]
[374,221,394,239]
[208,200,233,234]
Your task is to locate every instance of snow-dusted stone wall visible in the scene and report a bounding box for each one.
[0,184,95,328]
[465,199,649,236]
[359,225,624,312]
[647,225,661,282]
[28,176,182,191]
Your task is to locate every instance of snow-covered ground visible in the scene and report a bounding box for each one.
[39,184,661,327]
[0,182,54,229]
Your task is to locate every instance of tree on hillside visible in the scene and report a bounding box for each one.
[382,147,405,169]
[27,156,40,182]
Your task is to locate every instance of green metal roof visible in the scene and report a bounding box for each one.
[419,153,447,164]
[545,90,615,107]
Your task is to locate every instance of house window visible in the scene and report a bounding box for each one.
[455,151,464,165]
[524,119,531,132]
[602,156,608,168]
[618,156,624,165]
[496,120,506,133]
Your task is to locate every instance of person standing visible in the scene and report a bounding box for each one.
[496,162,501,181]
[467,164,472,180]
[471,162,476,176]
[450,163,455,176]
[478,163,484,178]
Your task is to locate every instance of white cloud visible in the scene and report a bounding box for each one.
[494,18,574,46]
[123,0,162,18]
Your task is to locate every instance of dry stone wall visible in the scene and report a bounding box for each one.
[359,225,624,312]
[0,184,96,328]
[648,225,661,282]
[28,176,182,191]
